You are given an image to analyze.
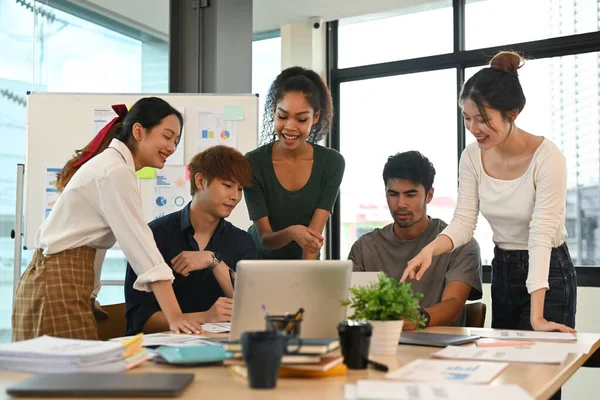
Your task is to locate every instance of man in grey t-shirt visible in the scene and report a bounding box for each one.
[348,151,482,330]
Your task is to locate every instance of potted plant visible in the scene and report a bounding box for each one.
[342,272,423,355]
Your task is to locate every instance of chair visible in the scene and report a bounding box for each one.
[465,302,486,328]
[96,303,127,341]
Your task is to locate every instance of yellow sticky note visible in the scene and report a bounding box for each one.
[136,167,156,179]
[224,105,244,121]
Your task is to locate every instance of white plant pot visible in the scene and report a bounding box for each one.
[368,320,404,356]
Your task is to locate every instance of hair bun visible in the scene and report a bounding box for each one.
[489,51,523,76]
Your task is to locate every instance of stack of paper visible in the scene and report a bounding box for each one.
[0,334,148,373]
[385,359,509,384]
[345,380,534,400]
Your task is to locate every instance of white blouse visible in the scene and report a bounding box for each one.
[36,139,174,292]
[442,139,568,294]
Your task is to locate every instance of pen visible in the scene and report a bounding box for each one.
[368,359,389,372]
[262,304,277,331]
[283,307,304,334]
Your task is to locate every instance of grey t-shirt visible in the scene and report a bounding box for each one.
[348,218,482,326]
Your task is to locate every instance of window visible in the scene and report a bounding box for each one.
[252,34,281,135]
[337,1,453,69]
[0,0,169,342]
[339,69,458,259]
[465,52,600,265]
[466,0,600,50]
[331,0,600,274]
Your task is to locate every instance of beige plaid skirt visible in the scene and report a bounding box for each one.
[12,246,98,341]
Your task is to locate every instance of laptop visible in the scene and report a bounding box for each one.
[229,260,353,340]
[350,271,380,289]
[399,331,480,347]
[6,373,194,398]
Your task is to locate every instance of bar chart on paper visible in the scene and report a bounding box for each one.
[196,109,238,152]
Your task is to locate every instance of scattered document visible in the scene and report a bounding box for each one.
[385,359,508,384]
[432,345,569,364]
[345,381,534,400]
[202,322,231,333]
[521,341,595,355]
[196,109,238,152]
[474,329,577,341]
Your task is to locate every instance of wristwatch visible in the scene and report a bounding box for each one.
[418,307,431,329]
[207,252,222,272]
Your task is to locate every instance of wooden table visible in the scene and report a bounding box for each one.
[1,327,598,400]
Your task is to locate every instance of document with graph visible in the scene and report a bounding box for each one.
[385,359,508,384]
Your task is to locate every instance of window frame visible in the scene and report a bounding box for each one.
[326,0,600,285]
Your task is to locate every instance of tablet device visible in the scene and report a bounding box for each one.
[6,373,194,398]
[399,331,479,347]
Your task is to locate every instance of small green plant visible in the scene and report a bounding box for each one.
[342,273,424,323]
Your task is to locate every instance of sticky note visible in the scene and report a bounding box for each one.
[136,167,156,179]
[224,105,244,121]
[185,165,190,181]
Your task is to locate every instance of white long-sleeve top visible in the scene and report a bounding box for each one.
[36,139,174,292]
[441,138,568,294]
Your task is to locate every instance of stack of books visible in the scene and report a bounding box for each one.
[225,338,346,378]
[0,334,148,374]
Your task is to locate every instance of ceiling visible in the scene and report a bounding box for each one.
[252,0,437,32]
[69,0,441,39]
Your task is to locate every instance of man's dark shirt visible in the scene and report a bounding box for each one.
[125,203,257,334]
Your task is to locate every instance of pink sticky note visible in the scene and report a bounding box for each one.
[185,165,190,180]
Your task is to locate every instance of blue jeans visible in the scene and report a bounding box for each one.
[491,243,577,400]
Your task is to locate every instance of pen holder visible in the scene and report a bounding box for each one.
[266,315,303,336]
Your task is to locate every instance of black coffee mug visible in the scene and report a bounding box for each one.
[337,321,372,369]
[241,331,302,389]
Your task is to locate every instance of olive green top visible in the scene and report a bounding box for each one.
[244,142,345,259]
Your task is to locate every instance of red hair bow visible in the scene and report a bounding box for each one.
[72,104,128,168]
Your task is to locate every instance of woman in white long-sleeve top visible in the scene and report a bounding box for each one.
[12,97,205,341]
[402,51,576,335]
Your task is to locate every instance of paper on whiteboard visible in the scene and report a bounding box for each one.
[385,359,508,384]
[474,329,577,342]
[345,380,534,400]
[146,166,191,222]
[43,166,61,220]
[92,106,116,137]
[432,345,569,364]
[196,109,238,152]
[165,106,185,166]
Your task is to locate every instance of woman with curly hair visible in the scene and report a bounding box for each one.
[244,67,345,260]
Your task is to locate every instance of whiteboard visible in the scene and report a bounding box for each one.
[25,92,258,247]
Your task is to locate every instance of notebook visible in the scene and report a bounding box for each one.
[224,338,339,354]
[398,331,479,347]
[6,373,194,398]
